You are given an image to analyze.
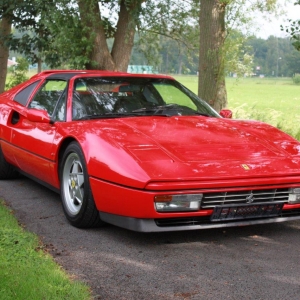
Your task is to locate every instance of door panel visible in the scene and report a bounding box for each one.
[11,115,57,184]
[9,79,68,186]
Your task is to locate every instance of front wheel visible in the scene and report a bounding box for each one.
[60,142,103,228]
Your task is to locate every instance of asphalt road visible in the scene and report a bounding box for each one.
[1,176,300,300]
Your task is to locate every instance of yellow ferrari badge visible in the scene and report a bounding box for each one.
[241,164,251,170]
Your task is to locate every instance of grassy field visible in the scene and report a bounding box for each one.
[175,76,300,139]
[0,200,91,300]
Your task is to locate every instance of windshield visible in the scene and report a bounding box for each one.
[72,77,220,120]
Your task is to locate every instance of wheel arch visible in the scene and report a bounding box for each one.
[58,138,103,228]
[57,137,78,180]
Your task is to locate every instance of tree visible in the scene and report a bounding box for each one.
[3,0,145,74]
[132,26,200,75]
[37,0,200,72]
[8,1,56,73]
[64,0,199,71]
[74,0,137,70]
[4,0,193,88]
[0,0,36,93]
[198,0,228,111]
[286,49,300,75]
[281,0,300,51]
[5,57,29,90]
[198,0,280,111]
[43,0,144,71]
[0,14,12,93]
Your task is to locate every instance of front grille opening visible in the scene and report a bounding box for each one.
[155,216,211,227]
[202,188,289,209]
[155,210,300,228]
[154,188,300,228]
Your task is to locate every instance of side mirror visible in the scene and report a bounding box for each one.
[27,109,51,123]
[219,109,233,119]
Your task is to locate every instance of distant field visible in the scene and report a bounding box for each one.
[175,75,300,139]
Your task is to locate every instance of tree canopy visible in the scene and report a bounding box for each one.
[281,0,300,51]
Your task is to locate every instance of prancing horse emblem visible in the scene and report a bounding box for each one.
[246,193,255,203]
[241,164,251,170]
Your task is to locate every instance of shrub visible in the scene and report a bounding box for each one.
[233,105,300,141]
[5,57,29,90]
[292,74,300,85]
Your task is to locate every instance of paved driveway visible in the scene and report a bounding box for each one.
[1,176,300,299]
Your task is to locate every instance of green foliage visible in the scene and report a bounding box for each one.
[224,30,253,76]
[129,0,199,73]
[0,1,37,27]
[246,36,300,77]
[131,31,300,77]
[133,25,199,74]
[0,199,91,300]
[292,73,300,85]
[222,0,284,79]
[5,57,29,90]
[4,0,285,75]
[280,1,300,51]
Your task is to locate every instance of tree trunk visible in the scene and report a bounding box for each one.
[78,0,138,72]
[78,0,115,70]
[111,0,136,72]
[178,51,183,75]
[37,57,42,73]
[0,16,12,93]
[198,0,228,112]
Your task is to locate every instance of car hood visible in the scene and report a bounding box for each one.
[81,116,300,188]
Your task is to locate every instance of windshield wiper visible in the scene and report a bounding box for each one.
[192,112,210,117]
[104,112,139,117]
[132,104,210,117]
[76,112,145,120]
[132,104,180,113]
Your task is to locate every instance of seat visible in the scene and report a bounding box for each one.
[72,92,106,119]
[81,94,105,115]
[72,98,88,120]
[113,96,144,113]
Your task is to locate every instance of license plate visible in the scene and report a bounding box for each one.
[211,203,284,222]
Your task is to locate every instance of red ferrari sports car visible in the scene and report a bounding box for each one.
[1,70,300,232]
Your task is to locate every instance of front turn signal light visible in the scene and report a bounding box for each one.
[154,194,203,212]
[288,188,300,204]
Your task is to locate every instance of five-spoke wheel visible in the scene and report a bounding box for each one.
[62,152,84,215]
[60,142,103,228]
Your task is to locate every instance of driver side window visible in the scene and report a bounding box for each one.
[28,79,67,117]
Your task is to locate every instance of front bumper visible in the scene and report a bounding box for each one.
[99,211,300,232]
[90,176,300,232]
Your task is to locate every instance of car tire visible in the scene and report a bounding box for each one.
[0,145,19,179]
[60,141,104,228]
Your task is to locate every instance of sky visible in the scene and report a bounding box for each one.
[256,1,300,39]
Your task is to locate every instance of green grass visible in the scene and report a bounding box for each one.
[175,76,300,139]
[0,200,91,300]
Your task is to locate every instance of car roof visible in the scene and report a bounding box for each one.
[30,70,174,81]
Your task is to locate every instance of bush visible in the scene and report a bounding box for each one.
[233,105,300,141]
[5,57,29,90]
[292,74,300,85]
